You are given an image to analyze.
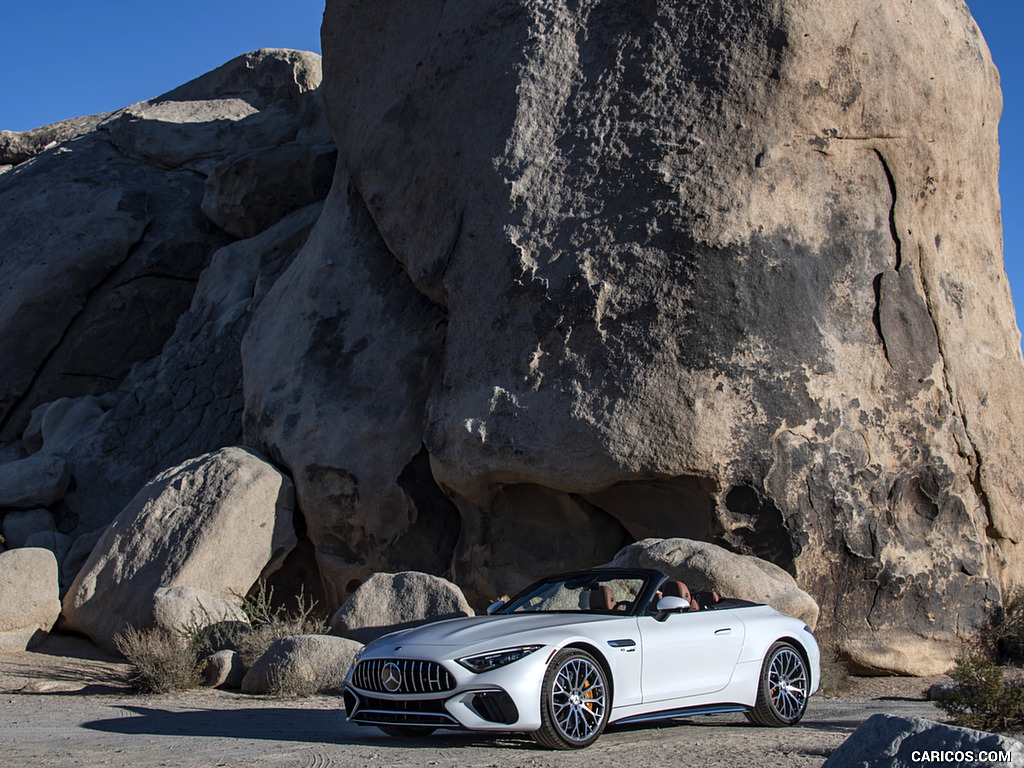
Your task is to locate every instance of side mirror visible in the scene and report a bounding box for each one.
[655,596,690,622]
[486,600,506,615]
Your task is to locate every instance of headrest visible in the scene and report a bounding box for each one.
[588,585,616,611]
[662,580,698,612]
[661,581,691,602]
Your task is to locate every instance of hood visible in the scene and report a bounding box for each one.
[364,612,626,655]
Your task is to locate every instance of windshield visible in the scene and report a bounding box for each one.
[501,571,652,615]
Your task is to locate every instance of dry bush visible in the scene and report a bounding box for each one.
[114,626,202,694]
[233,583,328,667]
[115,583,328,694]
[937,650,1024,732]
[973,588,1024,665]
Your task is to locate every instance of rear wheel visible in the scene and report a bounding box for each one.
[377,725,436,738]
[533,648,610,749]
[746,641,809,726]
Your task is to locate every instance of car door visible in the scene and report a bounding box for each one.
[636,608,746,704]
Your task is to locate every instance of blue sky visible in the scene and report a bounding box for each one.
[968,1,1024,345]
[1,2,1020,341]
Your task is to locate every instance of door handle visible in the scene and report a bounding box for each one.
[714,628,732,635]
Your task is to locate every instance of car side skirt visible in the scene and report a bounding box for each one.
[611,703,748,726]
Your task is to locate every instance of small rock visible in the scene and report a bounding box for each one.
[0,548,61,652]
[927,681,959,701]
[330,571,474,644]
[0,454,69,509]
[151,586,248,638]
[2,509,56,549]
[203,649,246,689]
[241,635,362,695]
[822,714,1024,767]
[36,397,106,454]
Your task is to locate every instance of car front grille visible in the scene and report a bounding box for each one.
[352,658,456,694]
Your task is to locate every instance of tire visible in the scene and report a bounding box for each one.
[745,641,810,727]
[533,648,610,750]
[377,725,437,738]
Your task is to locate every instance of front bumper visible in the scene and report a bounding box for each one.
[343,649,551,732]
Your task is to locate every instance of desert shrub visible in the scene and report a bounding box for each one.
[937,650,1024,732]
[178,610,249,660]
[817,645,850,697]
[232,583,328,668]
[973,588,1024,665]
[116,583,328,693]
[114,626,203,694]
[993,589,1024,664]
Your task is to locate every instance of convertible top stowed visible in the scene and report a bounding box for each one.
[343,568,820,750]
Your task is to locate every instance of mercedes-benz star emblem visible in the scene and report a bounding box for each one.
[381,662,403,693]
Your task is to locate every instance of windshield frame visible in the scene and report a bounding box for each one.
[496,568,666,617]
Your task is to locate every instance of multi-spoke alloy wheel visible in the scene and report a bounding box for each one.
[534,649,610,749]
[746,641,809,726]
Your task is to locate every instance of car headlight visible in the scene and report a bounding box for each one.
[456,645,544,673]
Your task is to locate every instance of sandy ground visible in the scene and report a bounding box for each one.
[0,635,1014,768]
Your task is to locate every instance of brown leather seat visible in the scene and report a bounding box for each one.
[694,589,720,610]
[661,580,699,612]
[588,585,617,611]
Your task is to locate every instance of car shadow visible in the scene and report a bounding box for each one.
[81,705,543,750]
[82,705,371,745]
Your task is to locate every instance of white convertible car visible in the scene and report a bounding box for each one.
[342,568,820,749]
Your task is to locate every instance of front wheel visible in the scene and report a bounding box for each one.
[746,641,809,726]
[533,648,610,749]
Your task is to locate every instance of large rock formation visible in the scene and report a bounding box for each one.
[0,48,333,537]
[0,2,1019,676]
[241,0,1023,674]
[62,202,324,535]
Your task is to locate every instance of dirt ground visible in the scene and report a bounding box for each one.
[0,634,1015,768]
